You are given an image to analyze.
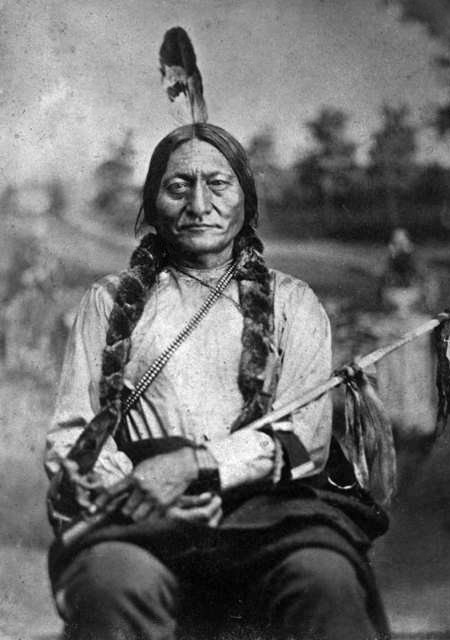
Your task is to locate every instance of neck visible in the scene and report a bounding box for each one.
[168,246,234,270]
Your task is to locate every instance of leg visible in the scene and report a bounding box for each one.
[256,547,380,640]
[53,541,179,640]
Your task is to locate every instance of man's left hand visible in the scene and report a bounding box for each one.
[120,447,198,520]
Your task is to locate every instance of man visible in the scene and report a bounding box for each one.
[46,123,389,640]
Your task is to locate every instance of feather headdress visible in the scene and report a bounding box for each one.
[159,26,208,124]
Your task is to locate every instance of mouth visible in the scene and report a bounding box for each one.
[178,224,219,231]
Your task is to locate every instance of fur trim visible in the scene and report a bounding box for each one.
[232,248,274,431]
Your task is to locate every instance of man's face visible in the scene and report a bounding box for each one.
[155,139,245,263]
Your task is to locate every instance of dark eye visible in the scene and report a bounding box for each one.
[208,179,229,191]
[167,181,189,196]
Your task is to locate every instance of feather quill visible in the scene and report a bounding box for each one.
[159,27,208,125]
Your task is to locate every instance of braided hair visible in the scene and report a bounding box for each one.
[100,124,274,439]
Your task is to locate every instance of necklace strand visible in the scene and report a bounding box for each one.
[173,266,243,313]
[122,260,238,415]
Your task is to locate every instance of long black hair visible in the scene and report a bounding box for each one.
[135,123,259,238]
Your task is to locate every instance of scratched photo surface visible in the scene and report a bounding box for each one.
[1,1,450,638]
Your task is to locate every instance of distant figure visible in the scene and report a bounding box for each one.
[383,228,419,289]
[373,290,437,443]
[379,228,439,313]
[373,229,438,448]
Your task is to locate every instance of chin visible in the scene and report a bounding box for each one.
[177,235,231,256]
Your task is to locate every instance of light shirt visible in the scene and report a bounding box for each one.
[45,264,332,490]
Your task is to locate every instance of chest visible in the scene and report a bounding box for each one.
[125,272,245,385]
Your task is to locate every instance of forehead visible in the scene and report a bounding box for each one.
[164,139,234,176]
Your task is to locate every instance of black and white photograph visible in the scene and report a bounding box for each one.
[2,1,450,638]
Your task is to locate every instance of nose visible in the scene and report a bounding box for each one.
[187,181,212,217]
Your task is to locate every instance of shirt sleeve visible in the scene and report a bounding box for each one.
[271,282,332,477]
[208,279,332,491]
[44,278,133,486]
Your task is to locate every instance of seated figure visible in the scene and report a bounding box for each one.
[45,124,390,640]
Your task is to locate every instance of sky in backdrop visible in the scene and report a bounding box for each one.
[1,0,449,190]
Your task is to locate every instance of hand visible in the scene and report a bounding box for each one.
[167,493,223,527]
[208,430,276,491]
[47,460,104,518]
[121,447,198,521]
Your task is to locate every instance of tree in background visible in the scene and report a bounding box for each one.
[368,104,417,228]
[294,107,357,232]
[246,128,289,233]
[414,162,450,232]
[246,101,450,240]
[92,129,141,233]
[385,0,450,138]
[435,103,450,137]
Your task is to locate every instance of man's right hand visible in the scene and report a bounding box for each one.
[167,493,223,527]
[126,491,222,527]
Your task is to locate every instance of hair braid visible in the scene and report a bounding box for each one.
[233,226,274,430]
[99,233,167,409]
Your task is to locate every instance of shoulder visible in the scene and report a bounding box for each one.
[78,274,120,320]
[270,268,308,293]
[270,268,321,310]
[90,274,120,298]
[270,268,330,333]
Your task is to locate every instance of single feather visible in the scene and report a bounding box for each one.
[159,26,208,124]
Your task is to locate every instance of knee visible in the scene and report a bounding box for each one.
[60,542,177,618]
[264,549,377,640]
[267,548,365,611]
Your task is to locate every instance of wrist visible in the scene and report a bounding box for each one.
[181,447,200,483]
[188,445,221,495]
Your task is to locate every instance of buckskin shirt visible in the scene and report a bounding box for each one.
[45,263,332,490]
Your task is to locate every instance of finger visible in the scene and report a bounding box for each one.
[167,498,222,525]
[94,491,111,511]
[201,495,223,520]
[107,476,135,496]
[94,478,134,510]
[121,488,146,517]
[176,493,213,508]
[166,505,211,524]
[208,507,223,528]
[209,494,222,509]
[95,488,125,511]
[91,490,130,518]
[130,500,155,523]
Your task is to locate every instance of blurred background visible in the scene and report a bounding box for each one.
[2,0,450,638]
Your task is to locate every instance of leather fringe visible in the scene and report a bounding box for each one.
[339,365,397,505]
[434,312,450,436]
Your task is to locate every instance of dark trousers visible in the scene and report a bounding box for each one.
[53,539,381,640]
